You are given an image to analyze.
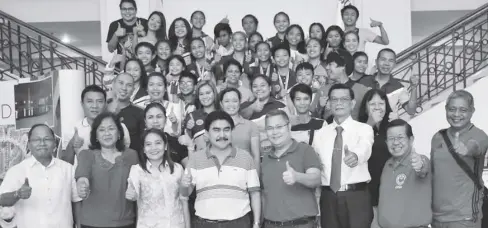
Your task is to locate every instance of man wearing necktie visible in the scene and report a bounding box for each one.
[312,84,374,228]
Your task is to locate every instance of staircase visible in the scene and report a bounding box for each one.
[1,5,488,116]
[393,2,488,117]
[0,9,107,85]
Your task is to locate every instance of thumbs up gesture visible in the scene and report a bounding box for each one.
[186,114,195,130]
[271,72,279,81]
[76,177,90,199]
[125,180,137,201]
[168,107,177,123]
[343,145,359,168]
[17,178,32,199]
[453,132,469,156]
[253,99,264,112]
[245,50,252,63]
[282,161,297,185]
[71,127,84,150]
[180,169,193,188]
[319,90,329,108]
[369,18,383,27]
[115,22,126,37]
[410,151,423,172]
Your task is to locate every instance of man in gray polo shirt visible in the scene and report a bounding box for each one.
[261,109,321,228]
[378,119,431,228]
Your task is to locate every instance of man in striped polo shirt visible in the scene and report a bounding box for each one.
[181,111,261,228]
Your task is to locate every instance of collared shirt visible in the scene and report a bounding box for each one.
[261,140,321,221]
[267,34,285,49]
[356,28,378,52]
[378,152,432,228]
[232,116,259,154]
[290,118,327,145]
[312,116,373,186]
[319,81,370,121]
[0,157,81,228]
[186,146,260,220]
[431,125,488,223]
[360,74,405,95]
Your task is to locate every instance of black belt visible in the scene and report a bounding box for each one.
[196,216,242,223]
[264,216,315,226]
[322,182,368,191]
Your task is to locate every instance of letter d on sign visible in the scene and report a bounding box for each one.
[1,104,11,119]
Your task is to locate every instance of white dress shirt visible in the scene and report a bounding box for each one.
[0,157,82,228]
[312,116,374,187]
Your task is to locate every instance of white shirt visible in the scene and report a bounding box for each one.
[0,157,82,228]
[357,28,378,52]
[312,116,374,187]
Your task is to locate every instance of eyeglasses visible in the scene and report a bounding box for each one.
[386,136,407,143]
[30,138,55,145]
[120,7,136,12]
[265,122,289,132]
[329,97,352,104]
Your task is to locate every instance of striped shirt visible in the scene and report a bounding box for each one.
[186,146,260,220]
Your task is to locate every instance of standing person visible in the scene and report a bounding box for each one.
[431,90,488,228]
[110,73,145,151]
[267,12,290,48]
[219,59,254,103]
[181,111,261,228]
[341,5,389,51]
[360,48,419,116]
[61,85,131,165]
[0,124,82,228]
[168,18,193,64]
[261,110,321,228]
[378,119,432,228]
[313,84,374,228]
[349,51,370,83]
[190,11,214,51]
[75,112,139,228]
[133,11,166,47]
[242,14,259,37]
[126,129,190,228]
[106,0,148,59]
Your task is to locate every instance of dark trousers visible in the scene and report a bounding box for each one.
[81,225,135,228]
[194,214,251,228]
[320,187,373,228]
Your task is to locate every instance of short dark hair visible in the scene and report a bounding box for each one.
[89,112,126,151]
[144,101,167,120]
[386,119,413,137]
[179,70,198,85]
[251,74,272,87]
[353,51,368,61]
[295,62,314,75]
[265,109,290,124]
[135,42,156,55]
[81,85,106,102]
[242,14,259,26]
[272,42,291,57]
[341,5,359,18]
[219,87,242,102]
[28,124,55,140]
[273,12,290,23]
[377,48,397,61]
[223,59,243,74]
[190,10,205,20]
[326,52,346,67]
[119,0,137,9]
[204,110,235,131]
[166,55,187,72]
[290,83,313,101]
[146,72,168,89]
[328,83,355,100]
[214,23,232,38]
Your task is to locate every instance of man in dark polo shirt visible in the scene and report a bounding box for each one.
[360,48,419,116]
[378,119,431,228]
[431,90,488,228]
[261,109,321,228]
[110,73,145,151]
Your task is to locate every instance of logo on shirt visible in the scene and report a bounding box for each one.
[395,173,407,189]
[190,70,196,75]
[196,119,204,126]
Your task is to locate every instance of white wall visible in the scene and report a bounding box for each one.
[1,0,100,22]
[411,0,485,11]
[409,71,488,158]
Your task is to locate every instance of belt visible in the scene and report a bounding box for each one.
[322,182,368,192]
[196,216,239,223]
[264,216,315,226]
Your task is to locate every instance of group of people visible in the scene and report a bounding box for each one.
[0,0,487,228]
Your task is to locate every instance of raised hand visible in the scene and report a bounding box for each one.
[186,114,195,130]
[343,145,359,168]
[71,127,84,150]
[168,107,177,123]
[410,75,419,87]
[253,99,264,112]
[115,22,126,37]
[370,18,383,28]
[282,161,297,185]
[178,135,193,147]
[245,50,252,63]
[134,20,145,36]
[180,169,192,188]
[17,178,32,199]
[319,90,328,108]
[125,180,137,201]
[410,152,423,172]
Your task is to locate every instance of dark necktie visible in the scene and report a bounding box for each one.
[330,126,344,192]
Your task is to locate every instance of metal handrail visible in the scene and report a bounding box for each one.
[396,2,488,63]
[0,9,106,66]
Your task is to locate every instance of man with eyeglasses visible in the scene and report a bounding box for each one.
[377,119,431,228]
[318,52,369,122]
[106,0,148,60]
[312,83,374,228]
[0,124,82,228]
[261,109,321,228]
